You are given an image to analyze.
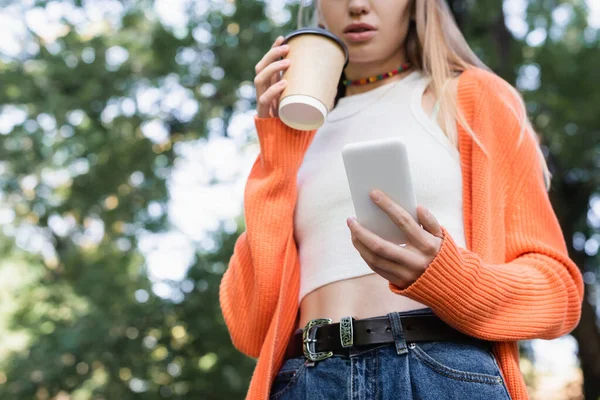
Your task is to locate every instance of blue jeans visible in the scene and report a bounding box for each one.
[270,308,512,400]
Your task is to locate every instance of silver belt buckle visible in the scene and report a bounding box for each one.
[302,318,333,362]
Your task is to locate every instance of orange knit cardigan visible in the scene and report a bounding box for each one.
[219,67,584,400]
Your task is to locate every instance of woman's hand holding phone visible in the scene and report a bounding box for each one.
[347,190,444,290]
[254,36,291,118]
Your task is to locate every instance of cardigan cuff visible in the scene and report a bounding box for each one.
[253,116,317,169]
[388,226,466,309]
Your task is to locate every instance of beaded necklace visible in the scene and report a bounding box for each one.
[342,63,411,87]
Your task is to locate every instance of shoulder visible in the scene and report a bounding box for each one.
[456,68,543,168]
[456,67,530,140]
[457,67,514,93]
[457,67,523,114]
[430,67,511,106]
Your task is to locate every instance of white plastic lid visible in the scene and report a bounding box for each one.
[278,95,328,131]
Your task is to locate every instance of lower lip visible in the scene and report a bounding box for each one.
[343,30,376,42]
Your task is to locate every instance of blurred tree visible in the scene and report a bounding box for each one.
[0,0,267,398]
[0,1,597,400]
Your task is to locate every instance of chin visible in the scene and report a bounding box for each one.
[347,52,380,65]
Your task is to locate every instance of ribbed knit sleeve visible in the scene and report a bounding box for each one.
[388,71,584,341]
[389,221,583,340]
[219,116,316,358]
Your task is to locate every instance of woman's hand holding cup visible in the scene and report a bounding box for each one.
[254,36,291,119]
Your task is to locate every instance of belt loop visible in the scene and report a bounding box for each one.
[387,312,408,355]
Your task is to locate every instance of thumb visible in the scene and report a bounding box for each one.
[417,206,443,239]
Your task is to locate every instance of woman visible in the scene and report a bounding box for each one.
[219,0,584,399]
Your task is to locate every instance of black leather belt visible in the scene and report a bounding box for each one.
[285,314,483,361]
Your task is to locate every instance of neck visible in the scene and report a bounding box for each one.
[343,52,411,97]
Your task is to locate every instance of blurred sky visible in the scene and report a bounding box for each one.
[0,0,598,382]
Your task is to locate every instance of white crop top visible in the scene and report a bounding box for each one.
[293,70,467,304]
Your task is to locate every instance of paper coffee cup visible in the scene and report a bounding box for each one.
[278,27,349,131]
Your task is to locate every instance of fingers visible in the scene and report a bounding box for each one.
[350,232,419,287]
[255,57,289,118]
[268,38,285,117]
[272,35,285,49]
[255,58,290,91]
[370,190,438,255]
[254,38,290,87]
[347,217,424,269]
[268,65,283,116]
[257,79,288,118]
[254,37,291,118]
[417,205,443,239]
[270,42,284,86]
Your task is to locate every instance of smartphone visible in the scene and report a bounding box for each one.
[342,138,418,245]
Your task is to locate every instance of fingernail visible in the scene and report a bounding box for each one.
[347,217,357,227]
[280,79,287,85]
[281,45,290,51]
[370,190,381,201]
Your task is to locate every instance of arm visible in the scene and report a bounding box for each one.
[219,116,316,357]
[388,72,584,341]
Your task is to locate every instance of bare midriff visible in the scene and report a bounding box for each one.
[296,273,429,330]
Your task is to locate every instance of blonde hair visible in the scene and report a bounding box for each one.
[298,0,551,189]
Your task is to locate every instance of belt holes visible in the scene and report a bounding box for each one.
[385,327,391,332]
[366,328,371,334]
